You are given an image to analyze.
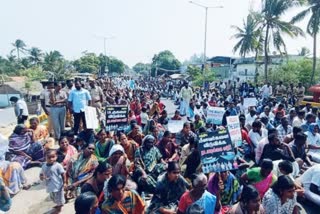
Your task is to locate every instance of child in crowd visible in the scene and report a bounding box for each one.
[40,150,66,213]
[140,106,149,129]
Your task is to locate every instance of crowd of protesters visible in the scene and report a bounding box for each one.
[1,76,320,214]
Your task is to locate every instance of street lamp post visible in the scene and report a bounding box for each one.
[189,1,223,87]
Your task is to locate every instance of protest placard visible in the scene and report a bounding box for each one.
[206,107,225,125]
[105,105,128,131]
[198,130,238,173]
[168,120,184,134]
[226,116,242,147]
[85,106,99,129]
[243,98,257,108]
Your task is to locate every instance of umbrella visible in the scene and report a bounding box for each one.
[308,85,320,93]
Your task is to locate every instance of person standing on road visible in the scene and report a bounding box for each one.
[9,96,29,124]
[40,82,54,136]
[63,80,75,128]
[180,82,193,119]
[68,81,92,135]
[50,82,67,140]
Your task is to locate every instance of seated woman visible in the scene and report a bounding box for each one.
[171,110,182,120]
[133,135,166,194]
[208,171,241,211]
[128,124,145,146]
[305,123,320,163]
[7,124,44,169]
[29,117,49,142]
[262,175,298,214]
[101,174,145,214]
[230,185,265,214]
[107,145,131,177]
[75,191,99,214]
[94,129,114,163]
[81,162,112,202]
[0,170,11,212]
[178,173,216,214]
[56,136,78,169]
[148,161,190,214]
[241,159,277,198]
[156,131,179,162]
[0,134,30,195]
[119,133,139,163]
[66,143,99,197]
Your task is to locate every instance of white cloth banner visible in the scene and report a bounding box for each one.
[168,120,184,134]
[226,116,242,147]
[207,107,225,125]
[85,106,99,129]
[243,98,257,108]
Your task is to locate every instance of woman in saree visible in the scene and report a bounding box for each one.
[101,174,145,214]
[241,159,277,199]
[66,143,99,198]
[149,102,161,118]
[7,124,44,169]
[133,135,166,194]
[29,117,48,142]
[0,170,11,212]
[0,134,29,195]
[107,144,131,177]
[56,136,78,169]
[178,173,216,214]
[94,129,114,163]
[208,170,241,212]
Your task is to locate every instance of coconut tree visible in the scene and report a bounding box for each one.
[292,0,320,85]
[231,12,264,82]
[11,39,26,61]
[28,47,43,65]
[261,0,304,81]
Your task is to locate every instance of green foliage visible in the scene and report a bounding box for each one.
[20,66,46,81]
[108,57,125,74]
[186,65,215,87]
[73,53,100,74]
[28,47,43,65]
[11,39,27,60]
[132,62,150,73]
[151,50,181,76]
[259,58,317,88]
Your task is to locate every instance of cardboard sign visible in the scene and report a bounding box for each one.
[105,105,128,131]
[243,98,257,108]
[198,130,238,173]
[206,107,225,125]
[226,116,242,147]
[85,106,99,129]
[168,120,184,134]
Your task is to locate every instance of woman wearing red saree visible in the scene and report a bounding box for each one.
[57,136,78,169]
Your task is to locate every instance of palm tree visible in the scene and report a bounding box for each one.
[292,0,320,84]
[261,0,304,81]
[11,39,26,60]
[43,50,63,71]
[231,12,263,82]
[29,47,43,65]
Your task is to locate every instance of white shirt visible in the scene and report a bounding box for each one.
[260,85,272,97]
[140,112,149,125]
[272,159,299,180]
[297,164,320,189]
[260,112,275,120]
[245,114,257,126]
[292,117,304,127]
[249,128,267,148]
[16,99,29,116]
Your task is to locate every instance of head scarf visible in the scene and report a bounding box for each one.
[13,124,26,135]
[308,123,318,134]
[142,135,155,146]
[109,144,124,157]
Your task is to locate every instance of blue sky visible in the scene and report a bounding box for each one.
[0,0,312,66]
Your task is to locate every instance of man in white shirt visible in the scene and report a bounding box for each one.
[10,96,29,124]
[260,82,272,99]
[296,164,320,206]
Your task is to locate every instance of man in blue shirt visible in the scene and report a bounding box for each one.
[68,81,92,134]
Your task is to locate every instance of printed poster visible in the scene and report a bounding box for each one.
[198,130,238,173]
[226,116,242,147]
[105,105,128,131]
[206,107,225,125]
